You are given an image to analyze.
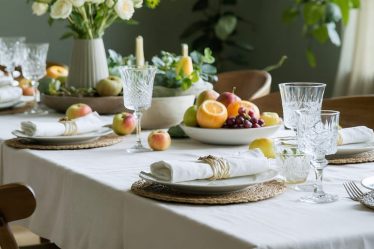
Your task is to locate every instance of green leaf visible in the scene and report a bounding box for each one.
[263,55,288,72]
[306,48,317,68]
[349,0,360,8]
[190,51,203,64]
[225,39,254,51]
[214,15,238,40]
[181,78,192,90]
[60,32,75,40]
[202,48,215,64]
[325,3,342,23]
[303,2,325,25]
[48,17,54,26]
[282,7,299,23]
[192,0,208,11]
[326,22,341,46]
[311,25,329,44]
[201,64,217,74]
[332,0,350,25]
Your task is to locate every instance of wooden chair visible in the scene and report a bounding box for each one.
[252,92,374,129]
[213,70,271,100]
[0,183,59,249]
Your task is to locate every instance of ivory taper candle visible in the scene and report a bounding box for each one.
[181,43,188,57]
[136,35,145,67]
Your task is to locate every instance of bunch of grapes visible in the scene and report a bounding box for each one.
[222,107,265,129]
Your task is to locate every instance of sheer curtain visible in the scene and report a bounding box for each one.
[334,0,374,96]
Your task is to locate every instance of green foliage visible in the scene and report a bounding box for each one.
[152,48,218,90]
[168,125,188,139]
[283,0,360,67]
[181,0,253,69]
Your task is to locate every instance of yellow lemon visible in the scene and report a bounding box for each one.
[260,112,281,126]
[249,138,275,158]
[196,100,228,128]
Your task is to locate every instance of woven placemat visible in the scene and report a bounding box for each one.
[5,134,122,150]
[0,102,33,115]
[131,180,286,205]
[328,150,374,165]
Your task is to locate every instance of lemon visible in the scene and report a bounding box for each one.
[260,112,281,126]
[196,100,228,128]
[249,138,275,158]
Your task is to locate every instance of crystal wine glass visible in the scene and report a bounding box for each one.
[119,65,157,153]
[279,83,326,131]
[0,37,26,79]
[296,110,340,203]
[21,43,49,115]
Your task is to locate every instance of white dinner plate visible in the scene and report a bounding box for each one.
[361,176,374,190]
[12,127,113,145]
[139,169,278,194]
[336,141,374,155]
[0,99,22,109]
[180,124,282,145]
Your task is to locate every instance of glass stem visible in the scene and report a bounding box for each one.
[31,80,38,108]
[134,110,143,147]
[312,156,328,195]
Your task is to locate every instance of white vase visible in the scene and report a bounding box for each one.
[67,38,109,88]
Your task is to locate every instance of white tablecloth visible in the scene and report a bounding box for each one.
[1,114,374,249]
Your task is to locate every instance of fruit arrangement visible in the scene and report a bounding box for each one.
[183,88,281,129]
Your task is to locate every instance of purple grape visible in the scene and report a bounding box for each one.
[250,117,258,124]
[233,124,239,129]
[253,123,261,128]
[227,118,235,126]
[258,119,264,126]
[238,107,246,115]
[243,120,252,128]
[248,110,255,118]
[235,116,244,125]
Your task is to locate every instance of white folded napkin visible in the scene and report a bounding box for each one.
[21,112,104,137]
[338,126,374,145]
[0,86,22,103]
[0,75,16,87]
[150,149,270,183]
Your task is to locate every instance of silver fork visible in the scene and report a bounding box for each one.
[343,181,365,201]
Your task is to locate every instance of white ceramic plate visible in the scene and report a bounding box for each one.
[180,124,282,145]
[0,99,22,109]
[12,127,113,145]
[139,169,278,194]
[336,141,374,155]
[362,176,374,190]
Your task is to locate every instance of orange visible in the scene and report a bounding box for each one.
[196,100,228,128]
[47,65,68,79]
[227,100,260,118]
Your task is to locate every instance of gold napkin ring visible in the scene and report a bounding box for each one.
[198,155,230,180]
[60,121,78,136]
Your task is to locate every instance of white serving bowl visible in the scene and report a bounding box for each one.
[141,95,195,130]
[180,124,282,145]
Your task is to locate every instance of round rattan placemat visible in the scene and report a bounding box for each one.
[0,102,33,115]
[328,150,374,165]
[131,180,286,205]
[5,134,122,150]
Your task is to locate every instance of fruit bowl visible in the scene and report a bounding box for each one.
[180,124,282,145]
[141,95,195,130]
[42,94,124,114]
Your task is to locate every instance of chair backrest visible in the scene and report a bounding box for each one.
[213,70,271,100]
[0,183,36,249]
[252,93,374,129]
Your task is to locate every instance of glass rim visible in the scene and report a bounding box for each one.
[296,109,340,116]
[279,82,326,88]
[119,65,157,71]
[23,42,49,47]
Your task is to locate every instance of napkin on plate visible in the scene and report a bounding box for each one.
[0,75,16,87]
[20,112,104,137]
[0,86,22,103]
[338,126,374,145]
[150,149,270,183]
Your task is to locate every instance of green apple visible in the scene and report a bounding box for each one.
[183,105,198,127]
[66,103,92,120]
[96,76,123,96]
[112,112,136,136]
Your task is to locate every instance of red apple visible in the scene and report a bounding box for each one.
[66,103,92,120]
[148,130,171,151]
[196,90,219,107]
[112,112,136,136]
[217,87,241,108]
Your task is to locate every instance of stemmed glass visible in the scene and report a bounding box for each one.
[279,83,326,131]
[296,110,340,203]
[21,43,49,115]
[0,37,26,79]
[119,65,157,153]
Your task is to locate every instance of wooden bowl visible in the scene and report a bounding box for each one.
[42,94,125,114]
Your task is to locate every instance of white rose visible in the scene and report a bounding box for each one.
[70,0,85,7]
[106,0,114,7]
[32,2,49,16]
[132,0,143,8]
[115,0,134,20]
[50,0,72,19]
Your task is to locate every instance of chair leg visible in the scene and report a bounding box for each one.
[0,216,19,249]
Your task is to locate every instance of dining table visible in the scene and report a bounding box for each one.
[1,112,374,249]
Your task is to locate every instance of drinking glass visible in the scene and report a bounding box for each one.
[279,83,326,131]
[119,65,157,153]
[21,43,49,115]
[296,110,340,203]
[0,37,26,79]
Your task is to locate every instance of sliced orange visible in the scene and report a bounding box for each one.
[47,65,68,79]
[227,100,260,118]
[196,100,228,128]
